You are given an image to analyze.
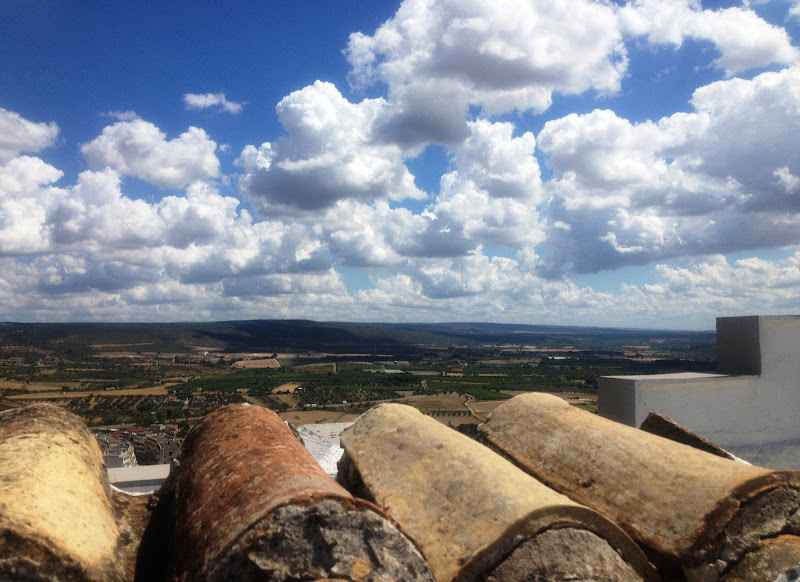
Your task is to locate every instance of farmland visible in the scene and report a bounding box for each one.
[0,320,716,428]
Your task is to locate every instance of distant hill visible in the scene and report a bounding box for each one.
[0,320,716,359]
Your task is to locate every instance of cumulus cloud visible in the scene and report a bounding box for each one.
[102,110,139,121]
[351,249,624,323]
[322,200,426,266]
[3,0,800,325]
[619,0,798,75]
[238,81,425,214]
[537,65,800,275]
[0,106,354,321]
[346,0,625,145]
[0,156,65,256]
[0,108,59,162]
[686,66,800,208]
[348,249,800,329]
[184,92,245,114]
[81,119,220,189]
[343,0,797,151]
[634,252,800,317]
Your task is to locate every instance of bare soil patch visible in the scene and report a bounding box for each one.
[232,358,280,369]
[89,343,154,348]
[279,410,360,424]
[272,394,299,408]
[480,358,540,364]
[272,382,302,394]
[9,386,168,400]
[0,380,78,391]
[412,393,469,412]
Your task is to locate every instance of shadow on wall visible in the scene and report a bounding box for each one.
[599,315,800,469]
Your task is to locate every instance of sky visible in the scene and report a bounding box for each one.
[2,0,800,330]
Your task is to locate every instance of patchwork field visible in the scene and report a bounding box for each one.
[8,386,169,400]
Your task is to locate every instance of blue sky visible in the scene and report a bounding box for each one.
[2,0,800,329]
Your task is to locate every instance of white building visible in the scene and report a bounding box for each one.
[599,315,800,469]
[139,434,181,465]
[95,434,137,468]
[108,464,171,494]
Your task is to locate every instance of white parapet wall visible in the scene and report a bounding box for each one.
[599,316,800,465]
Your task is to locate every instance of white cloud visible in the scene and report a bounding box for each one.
[538,109,694,200]
[433,172,545,250]
[352,250,620,323]
[222,269,348,298]
[346,0,625,144]
[184,92,245,114]
[451,119,541,201]
[0,110,348,316]
[320,120,546,262]
[50,168,164,248]
[0,108,59,163]
[347,249,800,329]
[238,81,425,214]
[81,119,220,189]
[0,156,65,256]
[775,167,800,194]
[686,66,800,204]
[3,0,800,327]
[619,0,798,75]
[647,253,800,313]
[537,66,800,274]
[0,155,63,198]
[323,200,424,266]
[102,110,140,121]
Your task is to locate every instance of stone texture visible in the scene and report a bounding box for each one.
[139,403,432,582]
[719,535,800,582]
[338,403,657,582]
[484,527,643,582]
[0,404,125,582]
[479,393,800,580]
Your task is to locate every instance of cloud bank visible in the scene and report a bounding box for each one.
[1,0,799,327]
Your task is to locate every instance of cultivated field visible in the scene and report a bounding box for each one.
[231,358,280,369]
[9,386,168,400]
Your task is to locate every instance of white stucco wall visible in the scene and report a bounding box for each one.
[599,316,800,455]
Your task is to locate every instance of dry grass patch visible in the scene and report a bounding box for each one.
[272,394,299,408]
[0,381,79,391]
[432,414,479,428]
[232,358,280,369]
[272,382,302,394]
[9,386,168,400]
[412,392,468,412]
